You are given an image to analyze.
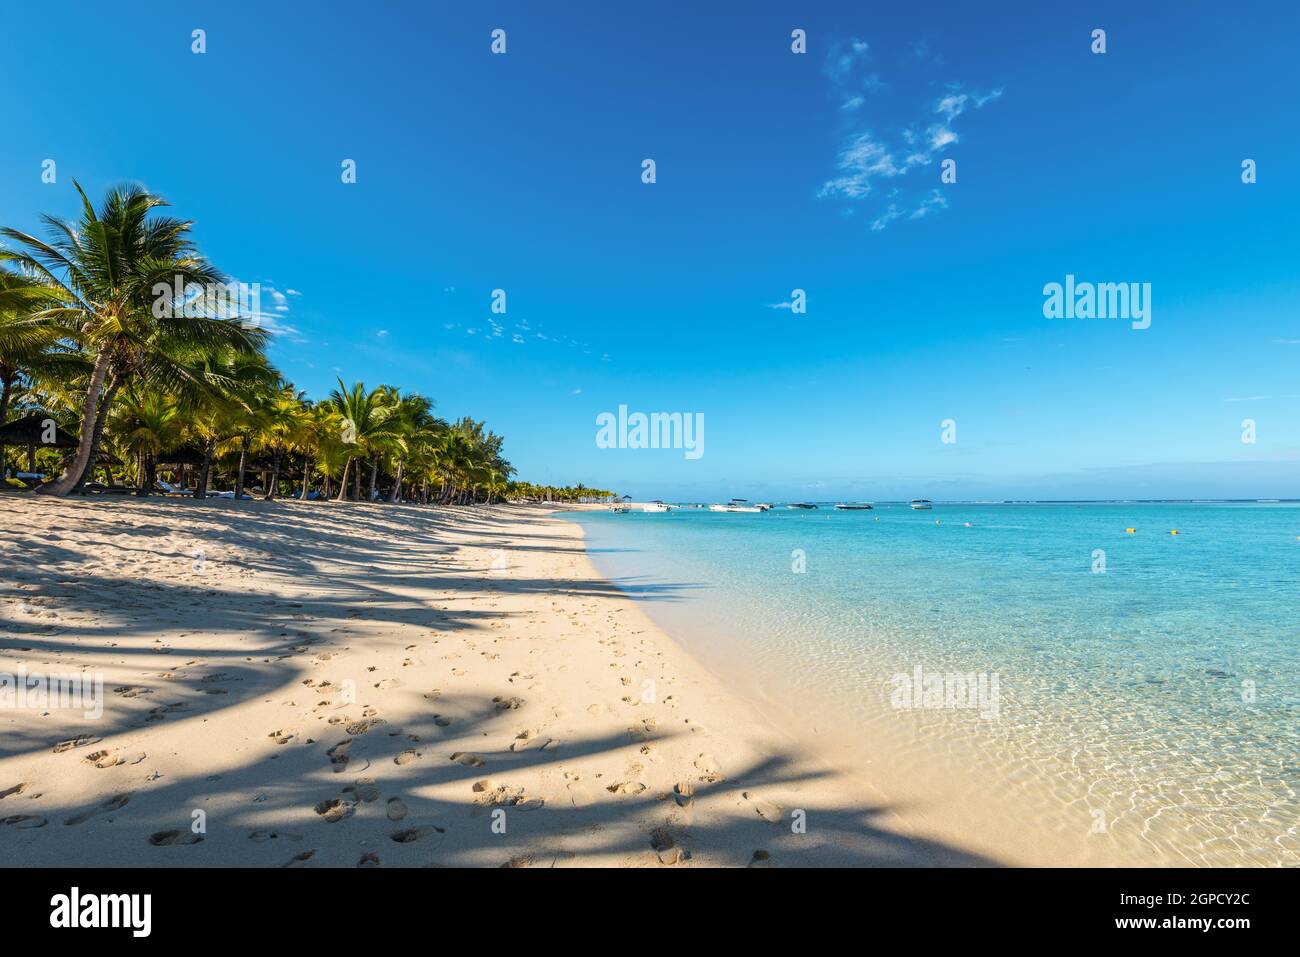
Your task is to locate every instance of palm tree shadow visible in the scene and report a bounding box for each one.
[0,497,1003,866]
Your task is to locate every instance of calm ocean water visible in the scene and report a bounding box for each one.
[567,503,1300,866]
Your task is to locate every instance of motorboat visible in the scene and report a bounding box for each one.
[787,503,818,510]
[642,502,671,513]
[709,503,762,513]
[755,503,774,511]
[834,503,874,510]
[610,503,631,513]
[910,499,933,510]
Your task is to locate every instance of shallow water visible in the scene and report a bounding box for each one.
[567,503,1300,866]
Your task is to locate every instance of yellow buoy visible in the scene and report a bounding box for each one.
[1125,528,1136,533]
[1170,530,1179,535]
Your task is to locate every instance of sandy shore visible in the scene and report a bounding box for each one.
[0,494,991,867]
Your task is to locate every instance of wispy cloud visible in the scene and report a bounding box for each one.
[237,282,306,343]
[818,36,1001,230]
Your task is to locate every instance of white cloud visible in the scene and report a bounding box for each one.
[818,43,1002,229]
[871,205,901,231]
[909,189,949,219]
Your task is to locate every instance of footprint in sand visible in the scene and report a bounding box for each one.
[113,686,152,698]
[346,778,380,803]
[344,718,385,736]
[373,678,399,690]
[313,798,355,824]
[650,827,686,865]
[326,740,352,772]
[64,793,130,826]
[390,826,444,844]
[284,850,315,868]
[1,814,47,829]
[605,781,647,796]
[694,754,724,783]
[149,830,204,846]
[432,714,453,727]
[394,749,422,766]
[52,734,101,754]
[493,696,524,712]
[357,852,381,867]
[748,849,776,868]
[673,782,694,808]
[449,752,485,768]
[386,798,408,821]
[268,729,297,745]
[742,791,783,823]
[1,784,28,800]
[509,729,553,753]
[83,750,125,769]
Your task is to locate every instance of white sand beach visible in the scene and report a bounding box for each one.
[0,495,999,867]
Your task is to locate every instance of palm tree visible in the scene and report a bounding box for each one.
[328,378,399,502]
[290,402,338,501]
[250,383,306,500]
[379,391,437,503]
[0,182,263,495]
[108,388,183,495]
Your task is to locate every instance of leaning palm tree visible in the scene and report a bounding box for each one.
[1,181,263,495]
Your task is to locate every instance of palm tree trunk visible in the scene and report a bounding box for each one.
[335,458,352,502]
[73,374,121,493]
[388,458,404,503]
[194,438,215,498]
[367,454,380,502]
[41,350,111,496]
[353,457,362,501]
[267,450,282,501]
[135,452,157,497]
[0,373,13,477]
[234,437,249,499]
[300,455,313,501]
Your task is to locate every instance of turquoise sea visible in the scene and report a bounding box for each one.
[567,502,1300,866]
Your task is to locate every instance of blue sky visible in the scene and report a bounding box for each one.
[3,1,1298,499]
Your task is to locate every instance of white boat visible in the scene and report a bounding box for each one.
[755,503,774,511]
[709,503,762,513]
[642,502,671,513]
[834,503,874,510]
[787,502,818,510]
[909,499,933,510]
[610,503,630,513]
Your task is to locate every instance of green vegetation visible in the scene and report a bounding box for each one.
[0,182,615,505]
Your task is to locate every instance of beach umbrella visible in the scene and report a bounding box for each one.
[0,413,79,474]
